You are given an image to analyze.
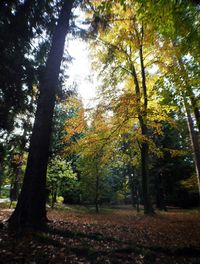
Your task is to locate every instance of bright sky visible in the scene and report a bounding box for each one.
[66,39,96,108]
[64,6,97,109]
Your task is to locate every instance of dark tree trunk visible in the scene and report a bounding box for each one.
[51,184,57,209]
[128,171,135,208]
[129,27,154,214]
[9,0,74,230]
[140,141,153,214]
[155,172,167,211]
[95,171,99,214]
[131,64,153,214]
[95,200,99,214]
[136,187,140,212]
[10,168,20,201]
[127,165,140,212]
[0,147,4,197]
[0,167,2,198]
[10,153,23,203]
[139,40,154,214]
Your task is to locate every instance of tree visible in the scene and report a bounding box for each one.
[64,101,117,212]
[86,1,174,213]
[84,0,200,212]
[154,43,200,199]
[0,0,61,134]
[148,111,195,208]
[9,0,75,229]
[0,0,35,132]
[136,0,200,197]
[47,156,77,208]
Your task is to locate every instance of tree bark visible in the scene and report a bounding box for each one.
[131,58,153,214]
[0,146,4,197]
[9,0,74,229]
[184,100,200,201]
[155,171,167,211]
[51,183,57,209]
[10,166,20,202]
[95,166,99,213]
[139,41,154,214]
[140,140,153,213]
[178,58,200,133]
[127,165,140,211]
[127,165,135,208]
[129,24,153,214]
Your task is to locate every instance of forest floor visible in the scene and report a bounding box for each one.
[0,204,200,263]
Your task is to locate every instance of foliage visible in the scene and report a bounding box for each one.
[181,174,199,194]
[0,0,62,133]
[47,156,78,206]
[82,0,200,210]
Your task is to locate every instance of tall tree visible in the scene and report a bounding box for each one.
[0,0,59,133]
[136,0,200,201]
[86,1,173,213]
[0,0,35,132]
[87,0,200,212]
[9,0,75,229]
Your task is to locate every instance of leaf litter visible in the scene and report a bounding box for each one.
[0,206,200,263]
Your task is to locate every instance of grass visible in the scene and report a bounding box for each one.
[0,201,17,209]
[49,203,115,214]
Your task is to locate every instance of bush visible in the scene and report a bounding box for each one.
[112,191,125,204]
[57,196,64,204]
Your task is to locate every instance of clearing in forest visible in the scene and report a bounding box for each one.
[0,205,200,263]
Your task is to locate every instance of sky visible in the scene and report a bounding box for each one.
[64,7,97,109]
[66,39,97,108]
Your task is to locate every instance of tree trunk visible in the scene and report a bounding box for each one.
[128,171,140,211]
[9,0,74,230]
[95,172,99,213]
[0,169,2,198]
[184,101,200,201]
[10,167,20,201]
[128,173,135,208]
[140,141,153,213]
[0,147,4,198]
[177,58,200,133]
[51,184,57,209]
[155,172,167,211]
[136,186,140,212]
[131,61,153,214]
[129,27,154,214]
[127,164,138,209]
[139,41,154,214]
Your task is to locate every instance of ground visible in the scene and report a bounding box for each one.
[0,204,200,263]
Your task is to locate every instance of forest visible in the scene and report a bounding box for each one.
[0,0,200,263]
